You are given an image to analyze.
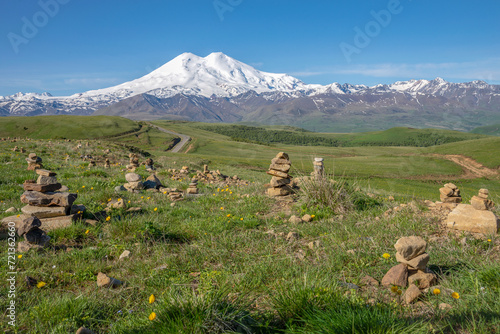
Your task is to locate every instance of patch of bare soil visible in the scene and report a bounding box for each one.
[434,154,498,179]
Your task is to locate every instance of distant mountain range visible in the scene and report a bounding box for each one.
[2,52,500,132]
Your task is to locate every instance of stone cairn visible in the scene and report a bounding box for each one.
[186,177,199,194]
[203,164,209,174]
[65,155,70,163]
[312,157,324,178]
[88,159,96,168]
[266,152,292,197]
[20,147,26,153]
[104,158,111,168]
[16,216,51,253]
[12,146,18,152]
[123,173,144,192]
[439,183,462,204]
[179,166,190,175]
[145,158,155,172]
[26,153,43,171]
[126,153,140,171]
[470,189,495,211]
[382,236,436,303]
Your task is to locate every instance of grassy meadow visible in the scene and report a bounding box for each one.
[0,116,499,333]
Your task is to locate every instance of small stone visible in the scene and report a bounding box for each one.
[302,214,313,222]
[396,252,430,270]
[444,183,457,190]
[18,241,46,253]
[394,236,427,261]
[76,327,95,334]
[307,240,321,250]
[275,152,289,160]
[289,215,303,224]
[119,250,131,260]
[39,215,78,232]
[114,185,126,192]
[381,264,408,287]
[388,196,395,201]
[21,205,68,218]
[125,173,141,182]
[35,169,56,176]
[96,272,122,288]
[170,202,176,207]
[266,187,291,197]
[5,207,16,213]
[360,275,379,286]
[286,232,299,242]
[144,174,162,189]
[25,228,50,245]
[124,181,144,191]
[270,176,291,187]
[23,180,61,193]
[403,284,422,304]
[439,303,452,311]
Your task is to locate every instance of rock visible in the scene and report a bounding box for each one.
[286,232,299,242]
[186,188,198,194]
[144,174,162,189]
[289,215,303,224]
[124,181,144,191]
[70,205,86,215]
[24,228,50,245]
[439,303,452,311]
[270,176,291,187]
[470,196,494,211]
[125,173,141,182]
[20,191,77,207]
[35,169,56,176]
[396,252,430,270]
[23,180,61,193]
[269,163,291,173]
[126,207,142,212]
[36,175,58,185]
[441,196,462,204]
[408,270,437,289]
[21,205,68,218]
[271,158,291,165]
[388,196,395,201]
[444,183,457,190]
[307,240,321,250]
[360,275,379,286]
[403,284,422,304]
[39,215,78,232]
[439,187,454,197]
[18,241,46,253]
[119,250,131,260]
[381,264,408,287]
[447,204,499,234]
[266,170,289,178]
[114,185,126,192]
[59,185,69,192]
[275,152,289,160]
[96,272,122,288]
[5,207,16,213]
[108,198,125,209]
[394,236,427,261]
[267,187,291,197]
[17,216,42,236]
[76,327,95,334]
[302,214,313,222]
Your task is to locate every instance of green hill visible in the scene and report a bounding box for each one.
[471,123,500,136]
[0,115,140,139]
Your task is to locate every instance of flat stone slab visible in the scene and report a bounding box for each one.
[39,214,78,232]
[23,180,61,193]
[21,205,68,219]
[20,191,77,207]
[35,169,56,176]
[447,204,499,234]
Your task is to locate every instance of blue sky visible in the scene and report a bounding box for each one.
[1,0,499,96]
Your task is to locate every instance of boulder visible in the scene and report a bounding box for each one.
[381,264,408,287]
[394,236,427,261]
[143,174,162,189]
[447,204,499,234]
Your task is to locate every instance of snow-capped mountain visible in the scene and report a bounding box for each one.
[1,52,500,132]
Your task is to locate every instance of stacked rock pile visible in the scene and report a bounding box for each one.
[470,189,495,211]
[123,173,144,192]
[126,153,140,171]
[179,166,190,174]
[159,187,183,201]
[12,146,18,152]
[381,236,437,303]
[439,183,462,203]
[186,177,199,194]
[104,158,111,168]
[26,153,43,171]
[16,216,51,252]
[145,158,155,172]
[88,159,96,168]
[203,164,209,174]
[266,152,292,197]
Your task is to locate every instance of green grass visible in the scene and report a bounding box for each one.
[0,115,140,139]
[471,123,500,136]
[0,121,500,333]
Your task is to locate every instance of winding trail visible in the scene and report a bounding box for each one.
[147,123,191,153]
[434,154,498,178]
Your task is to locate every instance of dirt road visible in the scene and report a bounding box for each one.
[436,154,498,178]
[148,123,191,153]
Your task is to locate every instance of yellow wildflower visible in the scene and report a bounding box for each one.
[240,218,244,221]
[311,215,316,218]
[82,185,85,188]
[149,312,156,321]
[382,253,390,259]
[85,230,90,234]
[154,208,158,212]
[451,292,460,299]
[227,214,231,218]
[106,216,111,222]
[18,254,22,259]
[391,285,399,293]
[36,281,46,288]
[220,207,224,210]
[433,288,441,295]
[149,294,155,304]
